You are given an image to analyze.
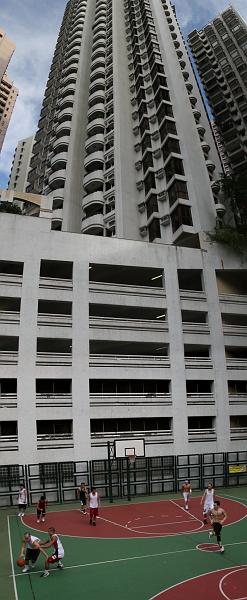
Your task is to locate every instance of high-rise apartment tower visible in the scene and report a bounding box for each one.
[8,135,35,192]
[0,28,18,152]
[188,6,247,176]
[27,0,223,246]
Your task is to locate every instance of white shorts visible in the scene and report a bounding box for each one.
[203,501,214,514]
[183,492,190,502]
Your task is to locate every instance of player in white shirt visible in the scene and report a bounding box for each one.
[40,527,65,578]
[201,483,215,525]
[17,485,27,517]
[20,532,47,573]
[89,487,100,526]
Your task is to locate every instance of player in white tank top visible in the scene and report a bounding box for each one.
[89,488,100,525]
[201,483,215,524]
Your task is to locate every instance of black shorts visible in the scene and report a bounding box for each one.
[25,548,40,564]
[37,508,46,516]
[19,504,27,510]
[213,522,222,536]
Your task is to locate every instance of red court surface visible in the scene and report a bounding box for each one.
[150,566,247,600]
[22,496,247,539]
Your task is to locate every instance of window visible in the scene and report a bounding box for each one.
[163,138,181,162]
[171,204,193,233]
[146,194,158,219]
[165,157,184,182]
[144,170,155,195]
[168,181,188,206]
[148,218,161,242]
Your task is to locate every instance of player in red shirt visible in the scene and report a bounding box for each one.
[37,495,48,523]
[181,480,192,510]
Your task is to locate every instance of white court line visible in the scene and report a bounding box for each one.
[7,516,18,600]
[12,541,247,579]
[219,567,247,600]
[149,564,247,600]
[132,519,196,529]
[170,499,204,529]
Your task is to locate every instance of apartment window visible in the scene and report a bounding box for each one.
[148,218,161,242]
[171,204,193,233]
[36,420,72,435]
[160,119,177,142]
[144,170,155,195]
[143,151,153,173]
[0,421,17,436]
[146,194,158,219]
[163,138,181,162]
[165,157,184,182]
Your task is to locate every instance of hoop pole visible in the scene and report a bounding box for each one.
[107,441,113,503]
[127,456,131,502]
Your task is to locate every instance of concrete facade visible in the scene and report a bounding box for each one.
[188,6,247,175]
[0,28,15,81]
[0,213,246,464]
[8,136,35,192]
[27,0,223,246]
[0,73,18,152]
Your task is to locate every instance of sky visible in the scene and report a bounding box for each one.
[0,0,247,188]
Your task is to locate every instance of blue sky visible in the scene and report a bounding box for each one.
[0,0,247,188]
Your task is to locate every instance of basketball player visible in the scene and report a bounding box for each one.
[89,487,100,526]
[40,527,64,578]
[201,483,215,525]
[208,500,227,552]
[181,479,192,510]
[77,482,88,514]
[19,532,47,573]
[17,484,27,517]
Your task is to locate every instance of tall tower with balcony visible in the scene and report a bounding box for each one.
[27,0,223,246]
[188,6,247,176]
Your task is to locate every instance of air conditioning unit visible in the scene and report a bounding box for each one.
[139,225,147,236]
[160,215,170,226]
[138,202,146,213]
[158,191,168,201]
[136,180,144,191]
[156,168,165,180]
[135,160,142,171]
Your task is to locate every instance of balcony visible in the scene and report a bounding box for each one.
[84,150,104,171]
[187,393,215,405]
[0,311,20,325]
[0,352,18,365]
[81,213,104,232]
[230,427,247,441]
[226,358,247,370]
[90,392,172,408]
[51,152,68,170]
[53,136,70,151]
[90,354,170,368]
[83,170,104,193]
[37,433,74,449]
[219,293,247,310]
[39,277,73,292]
[82,191,104,210]
[182,322,210,335]
[36,353,72,367]
[89,281,165,300]
[85,133,104,154]
[0,393,17,408]
[223,324,247,337]
[188,428,216,442]
[0,273,22,289]
[48,170,66,190]
[185,357,213,369]
[180,289,207,303]
[89,316,168,333]
[91,430,173,445]
[37,313,72,328]
[87,117,105,137]
[36,393,72,408]
[0,435,18,451]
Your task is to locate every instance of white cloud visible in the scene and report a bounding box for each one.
[174,0,247,31]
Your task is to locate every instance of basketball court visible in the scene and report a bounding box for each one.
[3,438,247,599]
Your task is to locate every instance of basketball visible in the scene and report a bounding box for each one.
[16,558,25,568]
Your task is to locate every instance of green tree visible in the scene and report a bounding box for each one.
[0,202,22,215]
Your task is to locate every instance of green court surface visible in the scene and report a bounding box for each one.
[2,487,247,600]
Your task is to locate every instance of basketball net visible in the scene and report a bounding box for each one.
[128,454,136,465]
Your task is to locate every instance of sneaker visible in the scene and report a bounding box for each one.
[41,518,45,522]
[57,561,64,569]
[40,571,50,578]
[21,513,25,517]
[220,546,224,553]
[18,512,22,517]
[208,531,213,540]
[185,505,188,510]
[93,521,96,526]
[22,566,30,573]
[37,519,40,523]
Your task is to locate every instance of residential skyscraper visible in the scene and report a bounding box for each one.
[0,28,15,80]
[27,0,222,246]
[0,28,18,153]
[0,73,18,152]
[188,6,247,176]
[8,135,35,192]
[0,0,246,480]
